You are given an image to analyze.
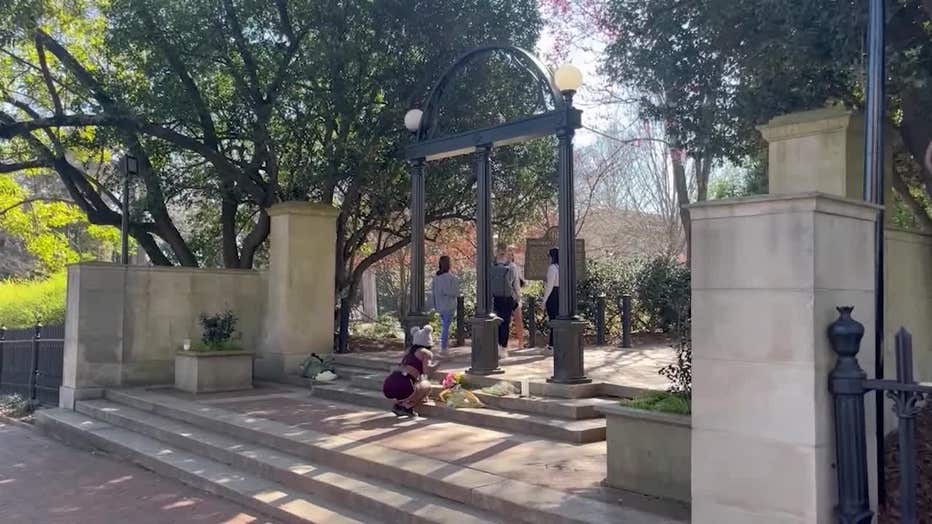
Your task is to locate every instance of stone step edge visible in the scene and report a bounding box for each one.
[345,373,613,420]
[310,383,606,444]
[76,399,498,524]
[102,388,659,524]
[36,409,373,524]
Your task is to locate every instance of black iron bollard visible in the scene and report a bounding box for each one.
[527,296,537,348]
[30,323,41,401]
[892,328,920,523]
[620,295,632,348]
[456,296,466,347]
[827,306,873,524]
[337,299,349,354]
[595,294,606,345]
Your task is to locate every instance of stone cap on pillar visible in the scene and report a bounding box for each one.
[268,201,340,219]
[689,192,882,222]
[757,107,893,209]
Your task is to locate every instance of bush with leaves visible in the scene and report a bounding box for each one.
[196,310,238,351]
[660,314,692,397]
[634,257,690,333]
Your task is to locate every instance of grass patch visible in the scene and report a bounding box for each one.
[0,272,66,328]
[620,392,690,415]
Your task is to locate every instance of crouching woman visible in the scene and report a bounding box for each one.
[382,326,435,417]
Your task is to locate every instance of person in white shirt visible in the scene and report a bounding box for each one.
[543,248,559,351]
[506,245,525,349]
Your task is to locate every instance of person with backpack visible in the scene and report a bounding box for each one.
[490,243,520,358]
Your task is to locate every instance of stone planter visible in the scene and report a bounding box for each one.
[174,350,254,394]
[597,403,691,503]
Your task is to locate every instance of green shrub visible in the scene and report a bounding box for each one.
[0,393,35,418]
[620,392,690,415]
[351,313,404,339]
[634,257,690,332]
[196,310,240,350]
[0,272,66,328]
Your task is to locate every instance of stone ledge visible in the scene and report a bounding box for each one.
[66,261,264,276]
[267,201,340,218]
[689,192,881,222]
[597,403,691,427]
[756,107,860,142]
[176,350,255,358]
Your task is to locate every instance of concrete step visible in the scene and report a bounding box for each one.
[311,383,605,443]
[99,388,676,524]
[75,399,500,524]
[347,373,614,420]
[36,409,374,524]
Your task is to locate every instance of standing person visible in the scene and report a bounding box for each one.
[543,247,559,353]
[430,255,459,355]
[490,243,520,358]
[506,245,525,349]
[382,326,435,417]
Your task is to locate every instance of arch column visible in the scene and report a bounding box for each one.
[404,158,430,344]
[468,145,503,375]
[549,95,590,384]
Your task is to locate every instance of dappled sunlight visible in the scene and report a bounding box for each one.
[161,498,198,510]
[253,490,288,503]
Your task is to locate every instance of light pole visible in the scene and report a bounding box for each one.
[403,109,431,347]
[121,155,138,265]
[549,64,591,384]
[862,0,886,506]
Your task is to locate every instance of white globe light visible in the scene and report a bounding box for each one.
[553,64,583,92]
[404,109,423,132]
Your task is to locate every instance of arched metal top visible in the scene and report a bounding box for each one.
[415,44,564,143]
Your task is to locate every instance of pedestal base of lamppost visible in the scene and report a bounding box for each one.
[468,315,504,375]
[403,313,432,347]
[548,318,591,384]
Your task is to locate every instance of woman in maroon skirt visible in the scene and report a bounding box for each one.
[383,325,435,416]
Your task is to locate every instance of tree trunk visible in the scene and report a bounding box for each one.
[221,187,241,268]
[671,149,691,265]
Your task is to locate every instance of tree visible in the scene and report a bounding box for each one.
[0,0,555,304]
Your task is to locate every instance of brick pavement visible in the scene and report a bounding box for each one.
[0,421,281,524]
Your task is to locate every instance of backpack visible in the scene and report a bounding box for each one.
[489,263,514,298]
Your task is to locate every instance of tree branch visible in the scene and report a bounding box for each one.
[0,160,48,173]
[0,197,74,216]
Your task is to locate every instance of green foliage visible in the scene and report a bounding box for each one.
[660,316,692,397]
[620,392,690,415]
[634,257,690,333]
[198,310,238,350]
[0,393,35,419]
[351,314,404,340]
[0,272,65,328]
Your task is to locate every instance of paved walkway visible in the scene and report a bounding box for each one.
[0,421,280,524]
[351,344,677,390]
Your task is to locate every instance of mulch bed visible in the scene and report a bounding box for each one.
[879,405,932,523]
[346,335,404,353]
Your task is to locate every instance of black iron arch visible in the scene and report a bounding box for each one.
[405,43,580,161]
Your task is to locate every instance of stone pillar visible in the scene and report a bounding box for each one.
[257,202,339,379]
[690,193,879,522]
[60,263,127,408]
[361,267,378,320]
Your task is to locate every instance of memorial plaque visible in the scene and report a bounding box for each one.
[524,227,585,281]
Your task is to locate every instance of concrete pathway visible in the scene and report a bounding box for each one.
[0,421,281,524]
[350,344,677,390]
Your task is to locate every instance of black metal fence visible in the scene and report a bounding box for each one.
[828,306,930,523]
[0,324,64,406]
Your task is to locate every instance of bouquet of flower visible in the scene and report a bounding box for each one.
[438,372,484,409]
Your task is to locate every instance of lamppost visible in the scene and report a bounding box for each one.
[403,109,430,347]
[121,155,138,265]
[549,64,591,384]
